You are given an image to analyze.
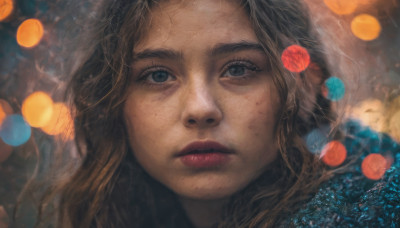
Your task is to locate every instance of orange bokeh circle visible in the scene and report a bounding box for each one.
[0,0,13,21]
[21,91,54,128]
[323,0,358,15]
[16,18,44,48]
[361,153,387,180]
[321,141,347,167]
[351,14,381,41]
[41,102,74,140]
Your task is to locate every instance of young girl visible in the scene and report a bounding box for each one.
[33,0,399,227]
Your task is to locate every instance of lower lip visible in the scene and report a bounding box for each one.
[180,153,231,168]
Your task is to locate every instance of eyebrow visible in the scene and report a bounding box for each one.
[133,48,183,61]
[132,41,265,61]
[210,41,265,56]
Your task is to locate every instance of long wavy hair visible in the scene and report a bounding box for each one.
[33,0,336,227]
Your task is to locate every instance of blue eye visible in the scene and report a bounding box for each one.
[136,66,176,88]
[150,70,170,83]
[223,60,259,79]
[227,65,246,76]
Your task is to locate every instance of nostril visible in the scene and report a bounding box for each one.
[206,118,215,124]
[188,119,196,124]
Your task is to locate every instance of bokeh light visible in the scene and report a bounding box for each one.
[304,126,330,154]
[0,106,6,124]
[351,14,381,41]
[323,0,358,15]
[21,91,54,128]
[324,76,345,101]
[348,99,385,132]
[0,114,31,146]
[388,110,400,142]
[361,153,387,180]
[320,140,347,167]
[41,102,74,140]
[0,0,13,21]
[16,18,44,48]
[0,99,13,126]
[281,45,310,73]
[358,0,378,5]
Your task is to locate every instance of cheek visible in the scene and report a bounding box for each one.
[242,89,279,137]
[124,99,159,149]
[123,96,179,159]
[124,101,163,168]
[238,86,280,162]
[124,97,168,135]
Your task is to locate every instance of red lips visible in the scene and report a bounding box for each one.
[177,140,233,156]
[177,141,233,168]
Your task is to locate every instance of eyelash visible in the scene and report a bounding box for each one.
[221,58,261,80]
[136,64,175,88]
[136,58,261,88]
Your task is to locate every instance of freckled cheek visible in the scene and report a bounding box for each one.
[124,99,178,146]
[124,102,166,165]
[243,96,277,137]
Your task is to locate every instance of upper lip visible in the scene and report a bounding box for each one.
[177,140,234,156]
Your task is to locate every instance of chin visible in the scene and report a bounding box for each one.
[175,182,245,201]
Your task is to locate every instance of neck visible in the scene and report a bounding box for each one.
[179,196,229,228]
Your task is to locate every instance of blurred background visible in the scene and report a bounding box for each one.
[0,0,399,226]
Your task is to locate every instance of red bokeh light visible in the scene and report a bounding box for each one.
[320,140,347,167]
[362,153,387,180]
[281,45,310,73]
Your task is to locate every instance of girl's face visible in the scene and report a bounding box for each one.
[124,0,280,201]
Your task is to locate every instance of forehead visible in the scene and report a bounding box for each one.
[135,0,258,52]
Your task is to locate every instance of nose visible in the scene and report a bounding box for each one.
[181,81,222,129]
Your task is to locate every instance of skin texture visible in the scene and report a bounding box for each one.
[124,0,280,226]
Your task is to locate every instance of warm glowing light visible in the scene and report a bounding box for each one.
[22,91,54,128]
[325,76,345,101]
[16,18,44,48]
[351,14,381,41]
[361,153,387,180]
[0,114,31,146]
[0,0,13,21]
[348,99,385,132]
[324,0,358,15]
[0,99,13,126]
[358,0,378,4]
[281,45,310,73]
[0,110,4,127]
[389,110,400,142]
[320,141,347,167]
[41,102,74,140]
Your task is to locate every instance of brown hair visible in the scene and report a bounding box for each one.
[33,0,336,227]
